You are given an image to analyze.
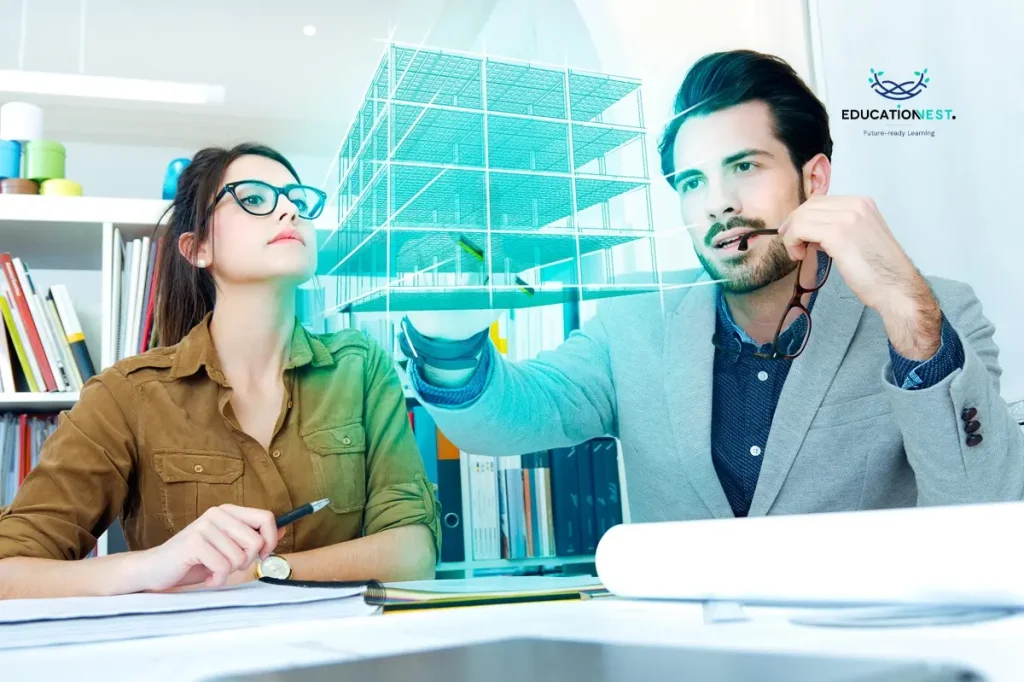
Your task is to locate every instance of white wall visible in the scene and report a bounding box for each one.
[468,0,813,276]
[575,0,813,272]
[63,142,333,200]
[810,0,1024,400]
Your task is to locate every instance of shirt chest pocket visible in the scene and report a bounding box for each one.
[302,422,367,515]
[153,451,244,535]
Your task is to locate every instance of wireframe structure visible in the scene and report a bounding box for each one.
[319,43,661,320]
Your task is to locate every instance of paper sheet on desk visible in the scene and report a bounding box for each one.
[595,501,1024,609]
[0,582,378,651]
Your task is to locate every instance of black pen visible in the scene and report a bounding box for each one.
[275,498,331,528]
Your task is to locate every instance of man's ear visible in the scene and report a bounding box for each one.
[178,232,211,268]
[802,153,832,197]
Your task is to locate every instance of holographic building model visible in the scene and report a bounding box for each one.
[320,43,660,319]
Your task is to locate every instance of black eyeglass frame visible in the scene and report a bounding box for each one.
[735,228,833,360]
[214,180,328,220]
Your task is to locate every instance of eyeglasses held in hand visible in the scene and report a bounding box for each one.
[736,228,833,360]
[215,180,328,220]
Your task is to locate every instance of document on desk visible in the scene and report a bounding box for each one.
[0,581,378,651]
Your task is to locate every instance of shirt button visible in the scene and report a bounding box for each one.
[757,371,769,382]
[272,450,281,459]
[287,400,293,409]
[342,437,352,445]
[193,464,204,473]
[750,446,762,457]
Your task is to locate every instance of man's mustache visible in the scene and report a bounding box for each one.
[704,216,768,248]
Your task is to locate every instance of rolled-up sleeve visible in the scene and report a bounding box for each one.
[0,370,136,560]
[361,338,441,555]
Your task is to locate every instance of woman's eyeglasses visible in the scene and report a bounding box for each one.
[215,180,327,220]
[735,228,833,360]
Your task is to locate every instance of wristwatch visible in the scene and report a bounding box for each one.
[255,554,292,580]
[397,316,490,371]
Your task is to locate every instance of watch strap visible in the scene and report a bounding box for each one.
[398,316,490,371]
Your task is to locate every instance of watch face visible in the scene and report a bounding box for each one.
[261,555,291,579]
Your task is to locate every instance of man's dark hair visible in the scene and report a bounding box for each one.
[658,50,833,188]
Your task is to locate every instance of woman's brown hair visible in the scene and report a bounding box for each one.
[152,143,302,347]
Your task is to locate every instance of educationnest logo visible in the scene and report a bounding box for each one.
[870,67,928,100]
[841,67,956,139]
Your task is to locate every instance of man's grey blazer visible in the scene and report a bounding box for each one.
[413,270,1024,523]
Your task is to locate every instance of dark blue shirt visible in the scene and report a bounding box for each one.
[711,255,965,516]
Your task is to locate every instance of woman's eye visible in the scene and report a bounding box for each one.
[293,200,309,212]
[242,195,265,206]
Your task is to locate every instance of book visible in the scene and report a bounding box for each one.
[49,284,96,382]
[0,304,13,393]
[435,429,465,563]
[0,284,42,392]
[13,258,72,392]
[259,575,608,614]
[0,253,55,392]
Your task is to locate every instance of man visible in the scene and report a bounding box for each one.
[400,50,1024,522]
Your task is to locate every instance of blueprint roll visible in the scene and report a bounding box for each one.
[595,501,1024,608]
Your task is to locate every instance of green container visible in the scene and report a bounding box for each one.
[23,140,66,182]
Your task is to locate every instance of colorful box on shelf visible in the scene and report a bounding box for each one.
[0,140,20,179]
[0,178,39,194]
[40,178,82,196]
[0,102,44,141]
[22,140,65,182]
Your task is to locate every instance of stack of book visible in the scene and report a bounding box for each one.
[0,252,96,394]
[409,406,622,566]
[0,413,57,506]
[108,229,163,361]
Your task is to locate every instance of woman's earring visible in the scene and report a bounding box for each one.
[196,259,207,268]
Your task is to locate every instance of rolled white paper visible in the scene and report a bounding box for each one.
[0,102,44,141]
[595,501,1024,607]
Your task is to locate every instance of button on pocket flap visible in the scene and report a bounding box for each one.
[303,423,366,456]
[154,451,244,484]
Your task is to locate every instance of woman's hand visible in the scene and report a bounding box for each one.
[133,504,283,592]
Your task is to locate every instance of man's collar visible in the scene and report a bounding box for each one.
[170,313,335,383]
[714,251,829,351]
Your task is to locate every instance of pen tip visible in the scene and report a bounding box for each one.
[312,498,331,512]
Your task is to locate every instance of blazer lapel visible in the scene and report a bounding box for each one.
[663,278,735,519]
[747,276,865,516]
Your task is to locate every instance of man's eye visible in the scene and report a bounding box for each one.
[735,162,754,172]
[679,177,702,193]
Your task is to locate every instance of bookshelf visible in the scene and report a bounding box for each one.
[0,391,80,413]
[1,194,170,555]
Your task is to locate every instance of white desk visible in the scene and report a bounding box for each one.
[0,598,1020,681]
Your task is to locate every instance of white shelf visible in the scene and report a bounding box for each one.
[0,392,80,413]
[0,195,170,271]
[0,194,170,225]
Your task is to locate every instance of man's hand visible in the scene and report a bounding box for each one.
[778,196,942,360]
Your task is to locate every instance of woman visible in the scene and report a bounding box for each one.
[0,144,439,599]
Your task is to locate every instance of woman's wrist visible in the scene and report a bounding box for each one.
[97,548,159,596]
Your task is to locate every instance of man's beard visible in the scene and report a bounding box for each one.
[697,228,797,294]
[697,186,806,294]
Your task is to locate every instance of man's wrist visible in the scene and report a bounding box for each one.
[879,282,942,361]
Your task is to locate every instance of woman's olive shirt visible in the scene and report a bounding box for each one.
[0,314,440,560]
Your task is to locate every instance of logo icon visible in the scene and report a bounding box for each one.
[869,68,929,100]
